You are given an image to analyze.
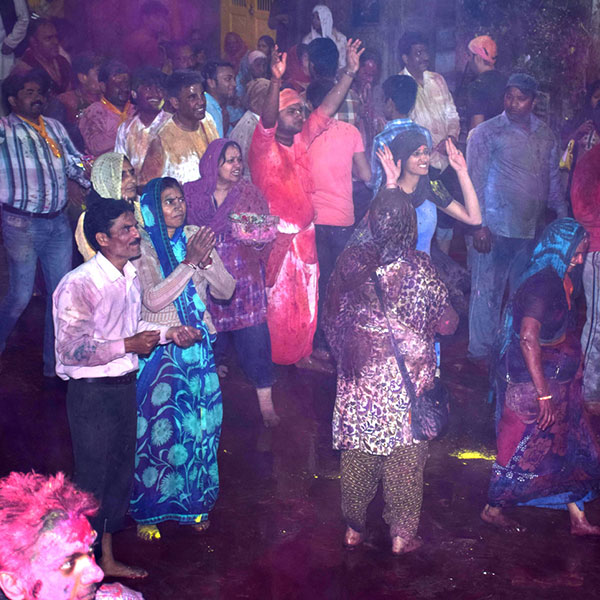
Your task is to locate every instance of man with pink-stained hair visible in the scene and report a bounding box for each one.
[0,471,144,600]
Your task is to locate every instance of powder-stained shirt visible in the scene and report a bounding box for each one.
[140,114,220,185]
[400,67,459,172]
[369,118,433,193]
[308,119,364,226]
[79,100,135,157]
[466,111,567,239]
[53,251,170,380]
[0,113,88,213]
[114,110,171,173]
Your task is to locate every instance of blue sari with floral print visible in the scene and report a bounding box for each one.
[130,178,222,524]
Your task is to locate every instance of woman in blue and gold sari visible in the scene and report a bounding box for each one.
[131,177,235,541]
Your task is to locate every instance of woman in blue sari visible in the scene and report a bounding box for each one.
[131,177,235,541]
[482,218,600,535]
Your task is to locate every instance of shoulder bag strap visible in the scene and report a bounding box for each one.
[370,272,419,404]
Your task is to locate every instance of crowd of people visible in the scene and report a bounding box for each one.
[1,1,600,598]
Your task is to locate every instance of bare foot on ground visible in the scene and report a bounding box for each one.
[391,536,423,555]
[343,526,363,548]
[480,504,525,532]
[100,558,148,579]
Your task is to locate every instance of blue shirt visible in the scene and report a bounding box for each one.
[369,118,433,193]
[205,93,224,138]
[466,111,567,239]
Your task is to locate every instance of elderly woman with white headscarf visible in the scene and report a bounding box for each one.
[74,152,141,261]
[302,4,348,69]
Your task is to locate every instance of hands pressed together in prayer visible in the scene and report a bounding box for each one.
[185,226,215,268]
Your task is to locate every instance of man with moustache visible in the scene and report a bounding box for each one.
[0,471,145,599]
[79,60,135,158]
[115,66,170,173]
[53,198,202,579]
[248,40,364,371]
[0,69,89,377]
[466,73,567,362]
[11,19,71,98]
[140,70,219,185]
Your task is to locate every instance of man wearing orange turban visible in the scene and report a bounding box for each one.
[248,40,363,371]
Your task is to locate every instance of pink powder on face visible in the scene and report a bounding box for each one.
[23,516,104,600]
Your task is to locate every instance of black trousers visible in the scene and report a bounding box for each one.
[66,379,137,549]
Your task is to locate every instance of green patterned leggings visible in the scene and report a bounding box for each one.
[340,442,428,540]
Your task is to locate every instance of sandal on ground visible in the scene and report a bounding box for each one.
[137,524,161,541]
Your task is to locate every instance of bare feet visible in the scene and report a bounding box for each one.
[136,524,161,541]
[311,347,331,362]
[216,364,229,378]
[391,536,423,555]
[295,355,335,375]
[567,502,600,535]
[343,526,363,548]
[570,518,600,536]
[480,504,525,532]
[262,412,281,428]
[100,557,148,579]
[192,521,210,533]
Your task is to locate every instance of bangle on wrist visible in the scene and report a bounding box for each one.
[181,259,198,271]
[537,395,552,402]
[198,257,213,270]
[343,69,357,78]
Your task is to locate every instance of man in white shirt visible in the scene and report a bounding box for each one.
[399,31,461,252]
[53,199,200,580]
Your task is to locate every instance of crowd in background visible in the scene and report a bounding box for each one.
[1,0,600,597]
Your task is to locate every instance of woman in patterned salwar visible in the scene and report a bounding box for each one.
[130,177,235,541]
[482,218,600,535]
[324,188,457,554]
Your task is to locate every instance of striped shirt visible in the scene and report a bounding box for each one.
[0,113,89,214]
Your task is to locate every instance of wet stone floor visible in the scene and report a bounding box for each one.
[2,293,600,599]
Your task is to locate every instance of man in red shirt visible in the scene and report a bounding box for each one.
[248,40,363,371]
[306,78,371,357]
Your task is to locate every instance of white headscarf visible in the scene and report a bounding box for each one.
[91,152,125,199]
[311,5,333,40]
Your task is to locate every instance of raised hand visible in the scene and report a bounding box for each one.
[270,45,287,80]
[345,38,364,74]
[446,138,467,174]
[376,144,401,187]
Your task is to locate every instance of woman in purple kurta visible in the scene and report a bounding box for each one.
[184,139,278,426]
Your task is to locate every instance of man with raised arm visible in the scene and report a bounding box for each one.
[248,40,363,372]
